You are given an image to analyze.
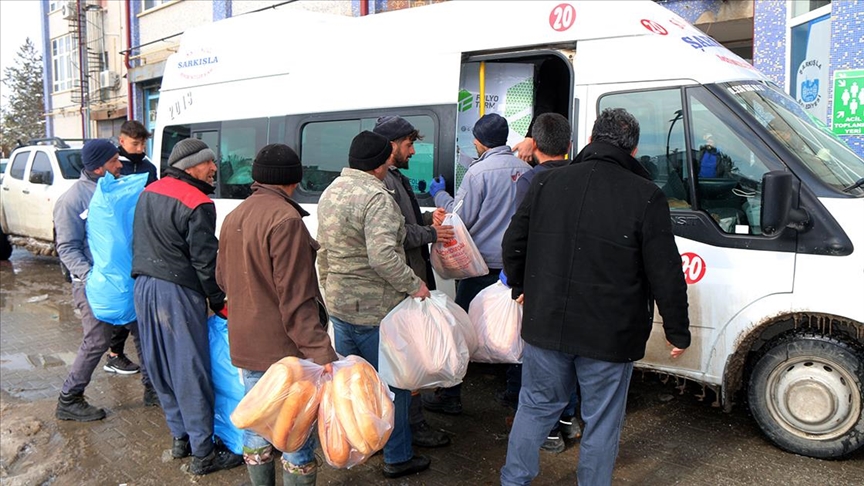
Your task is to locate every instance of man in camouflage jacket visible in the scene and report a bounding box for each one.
[317,131,432,479]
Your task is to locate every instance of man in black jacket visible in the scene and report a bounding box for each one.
[132,138,241,476]
[500,108,690,486]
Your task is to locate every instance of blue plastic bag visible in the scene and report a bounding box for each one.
[208,315,245,455]
[86,172,148,325]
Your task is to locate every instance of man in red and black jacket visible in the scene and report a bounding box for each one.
[132,138,241,476]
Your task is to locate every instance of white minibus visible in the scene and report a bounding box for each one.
[153,0,864,459]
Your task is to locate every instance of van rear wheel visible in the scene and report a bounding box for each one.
[748,332,864,458]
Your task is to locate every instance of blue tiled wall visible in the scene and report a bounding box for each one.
[659,0,723,24]
[753,0,786,88]
[829,0,864,157]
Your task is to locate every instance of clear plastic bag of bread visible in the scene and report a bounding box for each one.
[318,355,395,469]
[378,291,476,391]
[430,201,489,280]
[230,356,324,453]
[469,277,523,364]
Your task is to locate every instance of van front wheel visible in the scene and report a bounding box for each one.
[748,333,864,458]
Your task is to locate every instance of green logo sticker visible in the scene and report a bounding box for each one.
[458,89,473,112]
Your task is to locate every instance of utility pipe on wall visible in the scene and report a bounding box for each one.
[124,0,134,120]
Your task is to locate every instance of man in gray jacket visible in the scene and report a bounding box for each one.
[54,139,157,422]
[374,116,454,449]
[425,113,531,415]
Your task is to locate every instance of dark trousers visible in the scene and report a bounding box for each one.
[62,282,150,395]
[441,269,501,400]
[109,325,130,355]
[134,276,215,458]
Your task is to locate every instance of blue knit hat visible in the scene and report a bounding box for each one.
[473,113,509,148]
[373,116,416,141]
[82,139,119,171]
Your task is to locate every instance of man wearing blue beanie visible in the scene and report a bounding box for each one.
[424,113,531,415]
[54,138,159,422]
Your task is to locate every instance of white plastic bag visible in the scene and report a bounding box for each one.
[430,201,488,280]
[469,281,523,363]
[378,291,474,390]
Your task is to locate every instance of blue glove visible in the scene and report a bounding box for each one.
[499,270,509,288]
[429,175,446,197]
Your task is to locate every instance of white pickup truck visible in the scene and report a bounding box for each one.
[0,139,84,256]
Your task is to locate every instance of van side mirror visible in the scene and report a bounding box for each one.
[761,170,809,236]
[29,170,53,185]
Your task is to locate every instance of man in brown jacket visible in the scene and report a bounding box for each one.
[216,143,337,486]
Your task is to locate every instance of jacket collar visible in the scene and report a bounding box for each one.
[163,166,215,195]
[250,183,310,217]
[118,145,145,164]
[573,142,651,180]
[473,144,513,165]
[340,167,387,188]
[80,170,102,183]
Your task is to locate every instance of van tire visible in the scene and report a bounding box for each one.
[0,230,12,261]
[748,332,864,459]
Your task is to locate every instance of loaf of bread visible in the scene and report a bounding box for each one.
[318,380,350,468]
[230,361,294,429]
[270,380,320,452]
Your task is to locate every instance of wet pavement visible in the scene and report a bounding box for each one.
[1,248,862,485]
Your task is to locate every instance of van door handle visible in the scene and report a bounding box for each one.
[2,186,8,191]
[22,189,30,194]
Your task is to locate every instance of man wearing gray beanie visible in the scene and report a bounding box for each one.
[217,144,337,485]
[424,113,531,416]
[132,138,242,475]
[317,131,433,479]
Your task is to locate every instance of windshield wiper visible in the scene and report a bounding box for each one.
[843,177,864,193]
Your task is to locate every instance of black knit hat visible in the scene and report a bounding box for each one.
[348,131,392,171]
[252,143,302,185]
[373,116,415,141]
[168,138,216,170]
[473,113,509,148]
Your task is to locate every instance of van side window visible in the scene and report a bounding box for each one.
[599,89,691,209]
[300,115,436,194]
[160,124,192,174]
[9,152,28,180]
[30,152,54,185]
[688,88,772,235]
[218,118,268,199]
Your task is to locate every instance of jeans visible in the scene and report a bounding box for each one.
[241,369,316,466]
[331,316,413,464]
[501,342,633,486]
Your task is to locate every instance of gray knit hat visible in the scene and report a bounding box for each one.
[168,138,216,171]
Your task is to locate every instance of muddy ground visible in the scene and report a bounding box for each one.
[1,249,862,485]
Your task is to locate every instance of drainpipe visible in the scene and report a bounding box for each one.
[360,0,368,16]
[125,0,134,120]
[77,0,87,138]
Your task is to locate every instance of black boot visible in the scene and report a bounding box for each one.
[55,392,106,422]
[172,435,191,459]
[188,441,243,475]
[143,385,160,407]
[247,461,275,486]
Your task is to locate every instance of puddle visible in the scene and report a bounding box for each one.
[0,353,77,370]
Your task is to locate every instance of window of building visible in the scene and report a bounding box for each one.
[29,152,54,185]
[49,1,61,12]
[9,152,29,180]
[143,0,171,11]
[791,0,831,18]
[52,34,79,92]
[299,114,436,194]
[599,88,691,208]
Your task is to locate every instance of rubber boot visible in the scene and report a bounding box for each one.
[282,459,316,486]
[247,461,276,486]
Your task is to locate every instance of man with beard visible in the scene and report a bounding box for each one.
[373,116,453,449]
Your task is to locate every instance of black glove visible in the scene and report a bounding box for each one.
[210,301,227,320]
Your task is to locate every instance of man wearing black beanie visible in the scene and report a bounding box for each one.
[217,143,337,486]
[317,131,433,479]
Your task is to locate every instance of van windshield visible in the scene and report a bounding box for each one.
[722,82,864,195]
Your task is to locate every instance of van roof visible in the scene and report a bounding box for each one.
[160,1,762,115]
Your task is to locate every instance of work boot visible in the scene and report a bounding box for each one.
[55,392,106,422]
[247,461,275,486]
[188,442,243,475]
[495,389,519,410]
[382,454,431,479]
[143,385,160,407]
[411,421,451,448]
[540,430,565,454]
[282,459,316,486]
[421,391,462,415]
[559,416,582,440]
[172,435,192,459]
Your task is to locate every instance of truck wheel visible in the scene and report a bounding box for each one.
[748,332,864,458]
